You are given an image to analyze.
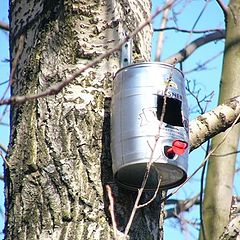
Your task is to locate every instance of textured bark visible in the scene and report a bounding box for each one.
[200,1,240,239]
[219,215,240,240]
[5,0,162,240]
[189,96,240,152]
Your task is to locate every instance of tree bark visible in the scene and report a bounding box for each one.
[5,0,166,239]
[189,96,240,152]
[200,1,240,239]
[219,215,240,240]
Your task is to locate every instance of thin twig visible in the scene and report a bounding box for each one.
[163,30,225,64]
[0,143,7,154]
[216,0,228,16]
[0,80,9,86]
[155,0,172,61]
[184,51,223,74]
[187,0,211,42]
[0,150,10,167]
[165,194,200,219]
[0,21,9,31]
[137,176,162,209]
[106,185,118,239]
[124,67,175,238]
[0,1,177,106]
[0,105,10,128]
[186,79,214,115]
[1,34,25,102]
[0,122,9,126]
[154,27,224,34]
[211,150,240,157]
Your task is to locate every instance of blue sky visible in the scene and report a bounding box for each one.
[0,0,9,238]
[152,1,228,239]
[0,0,237,239]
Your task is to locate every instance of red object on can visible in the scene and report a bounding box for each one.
[167,140,188,156]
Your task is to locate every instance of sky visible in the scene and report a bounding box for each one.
[151,1,228,238]
[0,0,237,239]
[0,0,10,238]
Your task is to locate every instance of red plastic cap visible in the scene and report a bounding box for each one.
[172,140,188,155]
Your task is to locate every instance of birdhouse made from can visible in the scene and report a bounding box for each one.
[111,62,189,191]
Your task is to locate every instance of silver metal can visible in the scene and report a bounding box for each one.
[111,62,189,191]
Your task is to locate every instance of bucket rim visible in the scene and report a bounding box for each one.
[115,62,184,78]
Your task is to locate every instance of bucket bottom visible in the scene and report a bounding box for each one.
[114,163,187,191]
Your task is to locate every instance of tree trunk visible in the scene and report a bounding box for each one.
[200,1,240,239]
[5,1,168,239]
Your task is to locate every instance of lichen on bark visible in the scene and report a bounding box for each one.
[6,0,158,239]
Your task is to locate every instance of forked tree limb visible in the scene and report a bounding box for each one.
[189,95,240,152]
[163,30,226,64]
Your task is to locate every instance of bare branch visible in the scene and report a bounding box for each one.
[0,143,7,153]
[0,2,176,106]
[211,151,240,157]
[0,151,10,167]
[186,79,215,115]
[164,195,200,219]
[162,109,240,202]
[219,215,240,240]
[1,34,25,101]
[155,0,172,61]
[154,27,224,34]
[190,96,240,151]
[216,0,228,17]
[0,21,9,31]
[163,30,225,65]
[136,177,162,209]
[124,69,175,238]
[106,185,118,239]
[184,51,223,74]
[185,0,211,45]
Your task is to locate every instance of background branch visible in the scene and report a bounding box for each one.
[155,0,172,61]
[0,21,9,31]
[0,2,176,106]
[163,30,225,64]
[0,143,7,154]
[219,215,240,239]
[164,195,200,219]
[154,27,224,34]
[189,96,240,151]
[216,0,229,17]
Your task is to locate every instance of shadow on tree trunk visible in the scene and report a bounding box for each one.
[100,97,164,240]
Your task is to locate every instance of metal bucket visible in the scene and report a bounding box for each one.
[111,62,189,191]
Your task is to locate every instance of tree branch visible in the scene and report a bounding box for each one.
[189,96,240,152]
[154,0,172,61]
[154,26,224,34]
[0,2,176,106]
[163,30,225,64]
[164,195,200,219]
[0,21,9,31]
[0,143,7,153]
[216,0,228,17]
[219,215,240,240]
